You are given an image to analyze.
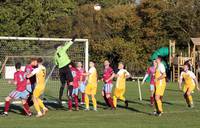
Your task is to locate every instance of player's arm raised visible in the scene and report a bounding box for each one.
[63,41,73,52]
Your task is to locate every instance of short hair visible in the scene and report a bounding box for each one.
[30,57,37,62]
[90,61,96,64]
[37,57,43,63]
[184,61,190,67]
[69,62,76,68]
[15,62,21,70]
[118,62,124,65]
[157,56,162,60]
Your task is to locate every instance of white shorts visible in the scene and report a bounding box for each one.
[72,88,79,96]
[9,90,29,100]
[79,81,86,93]
[150,84,155,91]
[102,83,113,94]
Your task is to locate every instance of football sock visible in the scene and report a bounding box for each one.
[68,99,72,110]
[85,94,89,109]
[74,95,79,108]
[108,97,115,108]
[184,93,190,105]
[188,95,193,105]
[59,86,64,101]
[33,99,41,113]
[150,96,154,105]
[4,101,10,113]
[92,97,97,110]
[103,95,110,107]
[156,99,163,113]
[38,98,45,109]
[23,102,31,114]
[113,96,117,108]
[82,93,85,103]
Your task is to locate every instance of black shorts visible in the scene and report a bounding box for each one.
[59,64,73,86]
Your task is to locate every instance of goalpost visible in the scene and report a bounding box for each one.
[0,36,89,103]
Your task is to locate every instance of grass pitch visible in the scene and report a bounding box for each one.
[0,81,200,128]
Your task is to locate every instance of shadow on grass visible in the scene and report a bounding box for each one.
[0,104,25,115]
[97,100,152,116]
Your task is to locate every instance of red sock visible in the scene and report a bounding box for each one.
[108,97,115,108]
[74,95,79,108]
[82,93,85,103]
[150,96,154,105]
[23,102,31,115]
[4,101,10,112]
[68,99,72,110]
[103,95,110,107]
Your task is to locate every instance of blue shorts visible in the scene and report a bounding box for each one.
[9,90,29,100]
[102,84,113,94]
[150,84,155,91]
[26,84,32,93]
[72,88,79,96]
[79,81,86,93]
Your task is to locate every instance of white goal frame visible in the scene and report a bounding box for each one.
[0,36,89,72]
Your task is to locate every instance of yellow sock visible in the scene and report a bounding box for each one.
[113,96,117,108]
[38,98,45,109]
[92,97,97,109]
[85,94,89,109]
[33,99,41,113]
[188,95,193,105]
[156,99,163,112]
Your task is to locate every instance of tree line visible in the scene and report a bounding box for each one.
[0,0,200,75]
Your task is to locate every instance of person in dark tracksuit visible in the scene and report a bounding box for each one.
[54,40,74,105]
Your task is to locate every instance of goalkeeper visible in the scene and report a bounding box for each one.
[54,40,74,104]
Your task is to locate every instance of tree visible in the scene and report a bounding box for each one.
[163,0,200,48]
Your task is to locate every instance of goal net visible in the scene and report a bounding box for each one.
[0,37,89,102]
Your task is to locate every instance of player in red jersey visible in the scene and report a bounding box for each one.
[68,63,81,111]
[25,58,38,106]
[1,63,31,116]
[77,62,86,105]
[102,60,115,109]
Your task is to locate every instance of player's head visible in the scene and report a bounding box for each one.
[89,61,95,68]
[184,62,190,72]
[156,56,162,63]
[15,62,21,70]
[153,60,157,67]
[104,60,110,67]
[37,57,43,64]
[118,62,124,69]
[30,57,37,66]
[77,62,82,68]
[69,62,76,68]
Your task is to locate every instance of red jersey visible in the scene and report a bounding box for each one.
[146,66,156,85]
[14,71,28,92]
[77,67,86,82]
[25,64,36,84]
[103,67,114,84]
[71,67,81,88]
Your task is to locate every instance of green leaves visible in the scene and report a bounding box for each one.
[1,0,200,75]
